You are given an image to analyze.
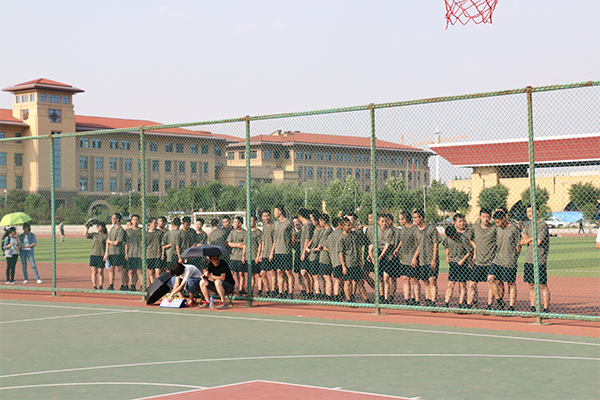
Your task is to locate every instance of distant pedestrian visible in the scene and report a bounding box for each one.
[3,227,20,284]
[59,221,65,242]
[19,223,42,284]
[578,219,584,234]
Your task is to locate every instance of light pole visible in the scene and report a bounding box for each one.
[154,191,162,202]
[128,190,135,212]
[304,187,313,207]
[3,189,6,204]
[348,187,357,211]
[561,181,571,222]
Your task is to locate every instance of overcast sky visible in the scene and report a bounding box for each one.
[1,0,598,180]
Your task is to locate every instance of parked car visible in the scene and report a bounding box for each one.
[544,217,567,228]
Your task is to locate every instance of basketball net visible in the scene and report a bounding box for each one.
[445,0,498,29]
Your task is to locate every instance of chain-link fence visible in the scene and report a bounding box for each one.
[1,82,598,321]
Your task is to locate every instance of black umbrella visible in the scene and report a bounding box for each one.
[146,272,172,305]
[181,244,231,259]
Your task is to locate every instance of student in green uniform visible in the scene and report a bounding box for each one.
[270,206,294,299]
[324,217,344,301]
[307,210,324,299]
[520,206,551,313]
[259,211,276,297]
[176,216,198,264]
[297,208,314,299]
[443,214,473,308]
[104,213,127,291]
[243,215,263,295]
[466,209,497,309]
[412,209,442,307]
[227,216,247,295]
[86,222,107,290]
[394,211,420,305]
[314,213,333,300]
[162,217,180,265]
[146,217,165,285]
[489,209,521,311]
[339,218,368,302]
[125,214,143,291]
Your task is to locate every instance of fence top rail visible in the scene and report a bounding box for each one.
[0,80,597,143]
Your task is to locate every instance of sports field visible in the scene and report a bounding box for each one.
[1,299,599,400]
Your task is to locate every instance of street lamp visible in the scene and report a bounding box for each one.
[348,187,357,211]
[561,181,571,223]
[3,189,7,204]
[304,187,314,207]
[154,191,162,202]
[128,190,135,212]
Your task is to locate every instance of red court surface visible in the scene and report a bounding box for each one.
[139,381,410,400]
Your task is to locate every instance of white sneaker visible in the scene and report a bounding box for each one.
[37,279,43,284]
[23,280,28,284]
[5,281,9,285]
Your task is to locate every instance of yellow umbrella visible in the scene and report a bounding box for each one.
[0,212,32,226]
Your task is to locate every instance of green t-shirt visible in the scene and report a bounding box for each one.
[308,227,323,262]
[443,231,473,263]
[227,229,246,261]
[300,221,315,254]
[523,220,550,265]
[196,230,208,245]
[467,224,497,266]
[261,223,275,258]
[87,232,107,257]
[273,218,293,255]
[245,228,263,260]
[318,227,333,265]
[177,229,198,255]
[208,229,227,247]
[415,224,441,266]
[107,226,126,255]
[339,232,360,269]
[162,229,179,260]
[398,225,418,266]
[146,230,164,259]
[492,224,521,269]
[126,228,143,258]
[326,229,344,268]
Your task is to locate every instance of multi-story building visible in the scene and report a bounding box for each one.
[1,78,431,207]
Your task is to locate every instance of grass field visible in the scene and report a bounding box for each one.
[32,236,600,278]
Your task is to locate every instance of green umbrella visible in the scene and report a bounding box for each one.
[0,212,32,226]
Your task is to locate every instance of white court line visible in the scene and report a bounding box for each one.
[1,301,598,347]
[1,353,597,379]
[0,310,131,324]
[0,382,205,391]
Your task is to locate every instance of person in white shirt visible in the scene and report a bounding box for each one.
[166,262,202,306]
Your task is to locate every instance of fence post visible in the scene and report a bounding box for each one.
[370,104,380,313]
[245,116,253,307]
[49,134,57,296]
[140,127,147,296]
[526,87,542,324]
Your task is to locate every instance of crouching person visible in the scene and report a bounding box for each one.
[167,262,202,306]
[199,255,236,310]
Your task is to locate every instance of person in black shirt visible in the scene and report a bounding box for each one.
[199,255,235,310]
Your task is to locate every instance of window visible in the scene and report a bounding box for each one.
[30,94,35,102]
[397,156,403,165]
[121,140,130,150]
[179,181,185,189]
[96,178,103,191]
[152,180,159,191]
[93,138,101,148]
[201,145,208,154]
[239,151,245,160]
[80,138,89,148]
[382,170,388,180]
[408,171,413,181]
[264,150,271,159]
[63,96,70,104]
[15,95,19,103]
[0,153,6,166]
[39,94,46,102]
[417,171,421,181]
[79,156,87,169]
[95,157,103,170]
[176,143,184,153]
[165,160,171,172]
[317,152,323,161]
[296,151,303,160]
[317,167,322,178]
[191,162,197,173]
[346,168,351,178]
[298,167,303,178]
[305,152,311,160]
[408,157,413,165]
[190,181,197,187]
[239,181,245,187]
[109,158,117,170]
[363,154,369,163]
[365,169,370,179]
[79,178,88,191]
[336,154,342,162]
[110,139,118,149]
[109,179,117,192]
[345,154,350,162]
[355,169,360,179]
[415,158,420,165]
[179,161,185,173]
[227,152,235,160]
[391,171,396,178]
[203,162,208,174]
[307,167,313,178]
[22,109,29,120]
[49,109,61,123]
[150,142,158,152]
[327,168,333,179]
[14,153,23,167]
[124,158,132,171]
[337,168,342,179]
[424,172,428,182]
[400,171,405,179]
[137,179,141,191]
[273,151,280,159]
[165,143,173,152]
[284,151,290,159]
[214,147,221,156]
[325,153,331,161]
[390,156,396,164]
[15,176,23,189]
[165,180,171,190]
[250,150,257,159]
[381,156,386,163]
[52,132,61,188]
[124,179,132,191]
[152,160,159,172]
[355,154,361,163]
[191,144,198,154]
[49,95,61,103]
[22,95,28,103]
[0,132,4,138]
[0,175,6,189]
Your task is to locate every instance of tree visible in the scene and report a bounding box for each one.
[569,182,600,221]
[73,195,92,214]
[520,186,551,217]
[4,189,28,213]
[23,194,50,224]
[477,184,509,212]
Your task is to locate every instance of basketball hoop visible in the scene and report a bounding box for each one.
[445,0,498,29]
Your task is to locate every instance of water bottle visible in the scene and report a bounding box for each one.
[105,259,110,269]
[209,295,214,309]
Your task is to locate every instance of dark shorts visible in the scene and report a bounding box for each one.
[108,254,125,267]
[378,259,391,277]
[319,263,333,276]
[204,279,235,295]
[147,258,162,270]
[400,263,417,278]
[418,264,438,281]
[489,264,517,283]
[261,258,273,272]
[125,257,142,270]
[273,254,293,271]
[247,261,261,275]
[229,260,247,273]
[448,262,470,283]
[469,264,489,283]
[334,265,363,281]
[363,260,374,273]
[523,263,548,285]
[307,260,320,275]
[385,259,402,278]
[298,259,311,273]
[90,255,104,269]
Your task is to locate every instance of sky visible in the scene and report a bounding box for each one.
[1,0,598,180]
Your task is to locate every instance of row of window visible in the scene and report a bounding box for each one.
[78,177,201,192]
[0,152,23,167]
[15,94,70,104]
[79,157,210,175]
[78,138,222,155]
[296,151,422,165]
[297,167,426,182]
[0,175,22,189]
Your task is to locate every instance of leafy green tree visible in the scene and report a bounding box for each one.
[569,182,600,221]
[55,205,87,224]
[520,186,551,217]
[477,184,509,212]
[73,195,92,214]
[23,194,50,224]
[4,189,28,213]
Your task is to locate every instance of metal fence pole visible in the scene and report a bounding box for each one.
[49,135,57,296]
[140,127,147,296]
[526,87,542,324]
[245,116,253,307]
[370,104,380,313]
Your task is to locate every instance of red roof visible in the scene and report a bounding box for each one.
[430,134,600,167]
[16,78,72,87]
[0,108,21,122]
[75,115,215,137]
[2,78,84,94]
[228,131,426,152]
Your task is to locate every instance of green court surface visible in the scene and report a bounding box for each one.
[1,300,599,400]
